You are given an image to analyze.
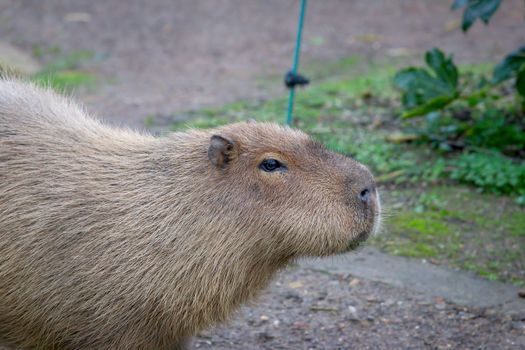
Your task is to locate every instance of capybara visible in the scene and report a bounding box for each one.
[0,80,380,349]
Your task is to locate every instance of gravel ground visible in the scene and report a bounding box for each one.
[194,265,525,349]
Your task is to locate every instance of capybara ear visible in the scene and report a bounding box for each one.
[208,134,236,168]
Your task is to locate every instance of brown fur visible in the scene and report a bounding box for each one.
[0,80,379,349]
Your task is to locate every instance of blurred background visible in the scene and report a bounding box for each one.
[0,0,524,348]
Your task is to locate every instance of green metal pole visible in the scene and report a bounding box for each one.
[286,0,307,125]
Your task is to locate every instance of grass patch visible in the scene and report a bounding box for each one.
[32,70,97,92]
[30,46,100,92]
[378,209,460,260]
[374,186,525,286]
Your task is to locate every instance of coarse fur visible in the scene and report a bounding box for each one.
[0,80,379,349]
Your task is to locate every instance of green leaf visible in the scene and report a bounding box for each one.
[394,68,453,101]
[393,48,459,118]
[425,48,458,89]
[452,0,501,32]
[517,67,525,97]
[401,94,458,119]
[493,45,525,84]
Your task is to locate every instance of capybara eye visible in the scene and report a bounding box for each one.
[259,159,286,172]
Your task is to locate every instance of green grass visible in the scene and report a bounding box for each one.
[377,210,458,259]
[169,58,398,127]
[32,70,97,92]
[374,186,525,286]
[30,47,99,92]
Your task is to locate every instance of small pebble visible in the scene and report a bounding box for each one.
[256,331,275,342]
[349,278,360,287]
[347,305,360,321]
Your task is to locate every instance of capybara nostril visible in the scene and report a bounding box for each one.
[359,187,371,203]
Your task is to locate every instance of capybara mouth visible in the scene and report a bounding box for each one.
[344,230,371,252]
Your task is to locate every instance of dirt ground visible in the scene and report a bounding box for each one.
[0,0,524,127]
[0,0,524,349]
[193,266,525,349]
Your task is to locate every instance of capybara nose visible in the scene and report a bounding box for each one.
[358,187,372,203]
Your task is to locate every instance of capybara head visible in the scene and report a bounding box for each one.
[205,122,379,258]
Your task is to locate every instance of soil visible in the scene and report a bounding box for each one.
[0,0,524,128]
[0,1,524,349]
[193,265,525,349]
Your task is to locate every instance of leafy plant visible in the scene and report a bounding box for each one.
[467,114,525,153]
[451,0,501,32]
[450,152,525,196]
[393,48,459,118]
[391,2,525,204]
[395,0,524,118]
[452,0,525,97]
[412,107,525,156]
[493,45,525,97]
